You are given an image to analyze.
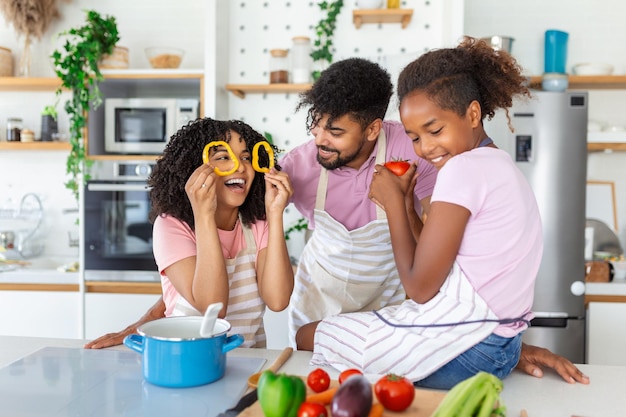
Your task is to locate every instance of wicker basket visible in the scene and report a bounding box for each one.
[0,46,13,77]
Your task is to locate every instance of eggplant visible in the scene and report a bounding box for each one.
[331,374,372,417]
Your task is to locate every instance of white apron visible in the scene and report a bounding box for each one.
[288,130,406,346]
[173,224,266,348]
[310,262,504,381]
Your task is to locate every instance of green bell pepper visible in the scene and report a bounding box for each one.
[257,370,306,417]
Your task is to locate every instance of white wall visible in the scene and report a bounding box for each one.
[464,0,626,250]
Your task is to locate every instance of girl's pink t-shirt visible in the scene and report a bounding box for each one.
[152,215,269,316]
[431,148,543,337]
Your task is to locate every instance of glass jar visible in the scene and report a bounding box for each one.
[20,128,34,142]
[6,117,22,142]
[269,49,289,84]
[291,36,312,84]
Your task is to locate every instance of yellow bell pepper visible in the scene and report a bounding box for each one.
[202,141,239,176]
[252,141,275,173]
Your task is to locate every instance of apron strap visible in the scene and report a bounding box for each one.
[315,127,387,220]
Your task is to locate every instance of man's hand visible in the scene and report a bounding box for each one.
[517,343,590,384]
[84,297,167,349]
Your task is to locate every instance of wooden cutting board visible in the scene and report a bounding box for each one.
[239,377,447,417]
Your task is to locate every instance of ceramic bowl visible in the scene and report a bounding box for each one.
[572,63,614,76]
[145,47,185,69]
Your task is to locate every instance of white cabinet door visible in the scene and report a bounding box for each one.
[587,302,626,365]
[0,291,81,338]
[84,293,161,340]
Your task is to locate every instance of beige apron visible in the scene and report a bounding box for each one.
[173,224,266,348]
[288,130,406,345]
[311,262,502,381]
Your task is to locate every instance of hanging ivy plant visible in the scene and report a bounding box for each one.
[310,0,344,81]
[51,10,119,202]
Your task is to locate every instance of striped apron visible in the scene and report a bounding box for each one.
[310,262,501,381]
[288,130,406,346]
[172,224,266,348]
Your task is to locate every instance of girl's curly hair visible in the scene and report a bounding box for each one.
[296,57,393,131]
[397,36,531,124]
[147,118,280,229]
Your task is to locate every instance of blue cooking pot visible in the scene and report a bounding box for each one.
[123,316,243,388]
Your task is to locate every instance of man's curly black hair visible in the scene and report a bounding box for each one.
[147,118,280,230]
[296,57,393,131]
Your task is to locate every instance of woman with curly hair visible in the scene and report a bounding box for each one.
[310,37,544,388]
[149,117,294,348]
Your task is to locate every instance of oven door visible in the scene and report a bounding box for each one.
[84,181,157,274]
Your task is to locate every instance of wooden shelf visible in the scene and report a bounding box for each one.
[588,143,626,152]
[352,9,413,29]
[0,77,61,92]
[0,141,71,151]
[225,83,312,98]
[528,75,626,90]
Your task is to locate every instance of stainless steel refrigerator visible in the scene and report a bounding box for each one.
[485,90,588,363]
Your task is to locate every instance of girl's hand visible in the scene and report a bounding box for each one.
[369,162,417,210]
[262,168,293,214]
[184,163,218,217]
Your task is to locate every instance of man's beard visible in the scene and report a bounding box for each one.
[316,143,363,170]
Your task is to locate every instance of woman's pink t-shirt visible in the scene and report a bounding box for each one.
[152,215,269,316]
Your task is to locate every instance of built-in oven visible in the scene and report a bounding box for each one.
[83,160,158,282]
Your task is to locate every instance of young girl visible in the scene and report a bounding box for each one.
[309,37,542,389]
[149,118,294,348]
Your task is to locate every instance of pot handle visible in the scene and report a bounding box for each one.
[123,334,145,354]
[222,334,244,353]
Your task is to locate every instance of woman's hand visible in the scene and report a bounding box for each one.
[263,168,294,215]
[185,163,218,218]
[369,162,417,210]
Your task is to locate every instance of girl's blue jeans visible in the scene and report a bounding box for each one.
[413,332,522,390]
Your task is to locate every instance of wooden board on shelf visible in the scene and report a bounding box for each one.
[0,77,61,92]
[352,9,413,29]
[225,83,311,98]
[588,143,626,152]
[0,141,71,151]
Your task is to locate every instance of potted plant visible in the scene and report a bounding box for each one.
[51,10,119,201]
[40,105,58,142]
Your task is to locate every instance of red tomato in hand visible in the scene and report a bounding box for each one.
[307,368,331,393]
[374,373,415,412]
[297,401,328,417]
[384,159,410,176]
[338,368,363,384]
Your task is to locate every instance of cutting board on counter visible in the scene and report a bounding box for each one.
[0,347,264,417]
[240,378,447,417]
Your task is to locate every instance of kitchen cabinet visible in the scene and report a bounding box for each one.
[587,301,626,365]
[84,292,161,340]
[0,290,81,338]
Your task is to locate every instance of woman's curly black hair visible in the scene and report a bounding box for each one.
[296,57,393,131]
[397,36,531,124]
[147,118,280,230]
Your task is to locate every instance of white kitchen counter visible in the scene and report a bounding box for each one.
[0,256,79,285]
[0,335,623,417]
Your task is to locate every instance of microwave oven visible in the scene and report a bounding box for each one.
[104,98,198,155]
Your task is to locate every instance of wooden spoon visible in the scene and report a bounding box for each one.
[247,347,294,388]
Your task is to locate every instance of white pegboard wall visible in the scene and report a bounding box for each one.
[227,0,451,151]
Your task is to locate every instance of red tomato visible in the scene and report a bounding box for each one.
[384,159,410,176]
[338,368,363,384]
[297,401,328,417]
[374,373,415,412]
[307,368,331,393]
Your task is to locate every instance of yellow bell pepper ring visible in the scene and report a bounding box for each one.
[201,141,239,176]
[252,141,275,173]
